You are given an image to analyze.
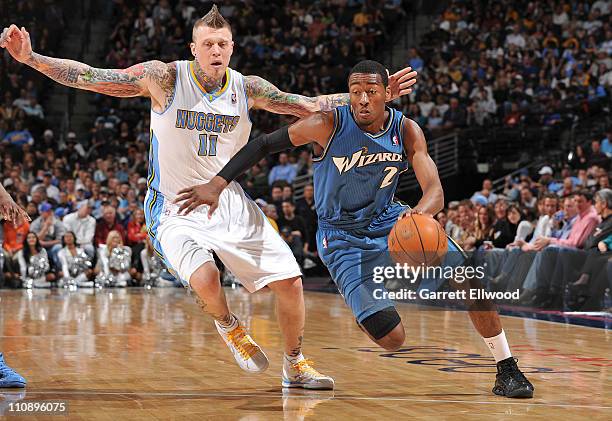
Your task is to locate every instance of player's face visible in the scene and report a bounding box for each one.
[348,73,391,126]
[191,26,234,80]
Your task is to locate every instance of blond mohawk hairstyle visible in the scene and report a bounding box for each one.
[192,4,232,40]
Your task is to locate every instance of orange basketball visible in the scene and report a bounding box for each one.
[388,213,448,267]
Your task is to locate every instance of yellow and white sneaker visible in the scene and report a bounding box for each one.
[282,358,335,390]
[215,318,269,373]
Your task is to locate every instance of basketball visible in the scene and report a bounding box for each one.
[388,213,448,267]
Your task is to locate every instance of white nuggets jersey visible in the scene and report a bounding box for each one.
[148,61,252,202]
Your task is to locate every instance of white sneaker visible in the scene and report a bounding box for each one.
[282,359,335,390]
[215,317,269,373]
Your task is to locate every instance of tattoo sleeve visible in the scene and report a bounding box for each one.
[25,53,176,105]
[245,75,349,118]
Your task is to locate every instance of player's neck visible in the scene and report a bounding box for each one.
[193,61,226,94]
[355,110,390,134]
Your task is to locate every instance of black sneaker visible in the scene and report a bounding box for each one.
[493,357,534,398]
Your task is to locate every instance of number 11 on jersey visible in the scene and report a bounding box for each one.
[198,134,218,156]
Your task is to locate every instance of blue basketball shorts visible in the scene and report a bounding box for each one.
[317,202,466,323]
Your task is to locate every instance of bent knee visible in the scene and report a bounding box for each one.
[189,262,220,289]
[268,276,302,293]
[360,307,403,350]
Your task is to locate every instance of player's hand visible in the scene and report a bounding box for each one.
[387,66,417,101]
[174,176,228,217]
[0,25,33,63]
[398,208,431,220]
[0,197,30,225]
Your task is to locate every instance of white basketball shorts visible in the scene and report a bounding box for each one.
[147,182,302,292]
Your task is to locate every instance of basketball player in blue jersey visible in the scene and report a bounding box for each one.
[0,183,29,388]
[186,60,535,398]
[1,8,417,389]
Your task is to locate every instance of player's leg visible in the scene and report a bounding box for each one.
[443,238,534,398]
[318,227,406,351]
[157,214,269,373]
[0,353,26,388]
[212,194,333,388]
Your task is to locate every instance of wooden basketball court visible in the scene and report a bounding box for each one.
[0,287,610,419]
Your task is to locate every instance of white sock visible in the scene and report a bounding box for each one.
[483,329,512,363]
[217,314,238,332]
[284,352,305,367]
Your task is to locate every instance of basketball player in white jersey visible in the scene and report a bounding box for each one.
[1,7,416,389]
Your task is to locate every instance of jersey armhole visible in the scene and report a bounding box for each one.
[312,108,340,162]
[398,114,408,160]
[152,61,179,116]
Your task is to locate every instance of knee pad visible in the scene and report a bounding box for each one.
[360,306,401,340]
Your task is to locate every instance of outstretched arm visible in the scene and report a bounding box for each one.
[174,112,335,215]
[1,25,175,109]
[402,119,444,216]
[0,183,30,225]
[244,67,417,118]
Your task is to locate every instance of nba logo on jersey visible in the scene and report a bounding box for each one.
[322,236,328,249]
[392,135,399,146]
[231,93,237,103]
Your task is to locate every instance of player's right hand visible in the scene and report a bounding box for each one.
[174,176,228,217]
[0,24,33,63]
[0,197,31,225]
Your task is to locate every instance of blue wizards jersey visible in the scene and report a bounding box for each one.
[313,105,408,230]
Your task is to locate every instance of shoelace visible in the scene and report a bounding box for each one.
[499,358,530,384]
[292,359,323,378]
[226,325,259,360]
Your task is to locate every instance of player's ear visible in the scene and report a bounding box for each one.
[190,42,197,58]
[385,85,392,102]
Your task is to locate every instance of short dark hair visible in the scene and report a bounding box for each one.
[574,189,593,202]
[348,60,388,87]
[193,4,231,40]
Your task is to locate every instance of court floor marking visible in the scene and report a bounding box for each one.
[20,390,612,409]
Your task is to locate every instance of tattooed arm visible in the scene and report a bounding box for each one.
[244,66,418,118]
[244,75,348,118]
[0,25,175,111]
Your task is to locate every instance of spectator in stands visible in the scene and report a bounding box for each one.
[519,187,537,212]
[492,204,523,249]
[61,200,96,257]
[1,218,29,287]
[601,129,612,157]
[551,196,578,240]
[268,152,297,185]
[471,179,498,205]
[473,206,495,249]
[94,205,126,246]
[278,200,308,248]
[268,182,285,215]
[442,97,466,130]
[533,189,612,308]
[588,140,610,169]
[32,172,60,203]
[29,202,65,268]
[263,203,279,233]
[127,208,148,269]
[569,145,589,170]
[280,226,304,268]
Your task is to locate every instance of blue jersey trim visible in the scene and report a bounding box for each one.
[312,108,340,163]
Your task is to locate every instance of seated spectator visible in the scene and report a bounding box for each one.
[565,189,612,310]
[471,179,498,205]
[551,197,578,239]
[61,200,96,257]
[95,230,134,288]
[15,232,56,288]
[587,140,610,169]
[492,204,523,249]
[601,129,612,157]
[442,97,467,130]
[473,206,495,249]
[280,226,304,267]
[263,204,279,232]
[278,200,308,249]
[30,202,65,269]
[519,187,537,212]
[268,152,297,185]
[127,208,148,270]
[57,231,94,288]
[94,205,126,247]
[520,190,601,304]
[1,218,30,288]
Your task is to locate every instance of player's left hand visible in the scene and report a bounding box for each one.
[398,208,432,220]
[0,197,30,225]
[388,67,418,101]
[174,177,228,217]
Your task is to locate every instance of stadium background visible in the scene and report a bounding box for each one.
[0,0,610,311]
